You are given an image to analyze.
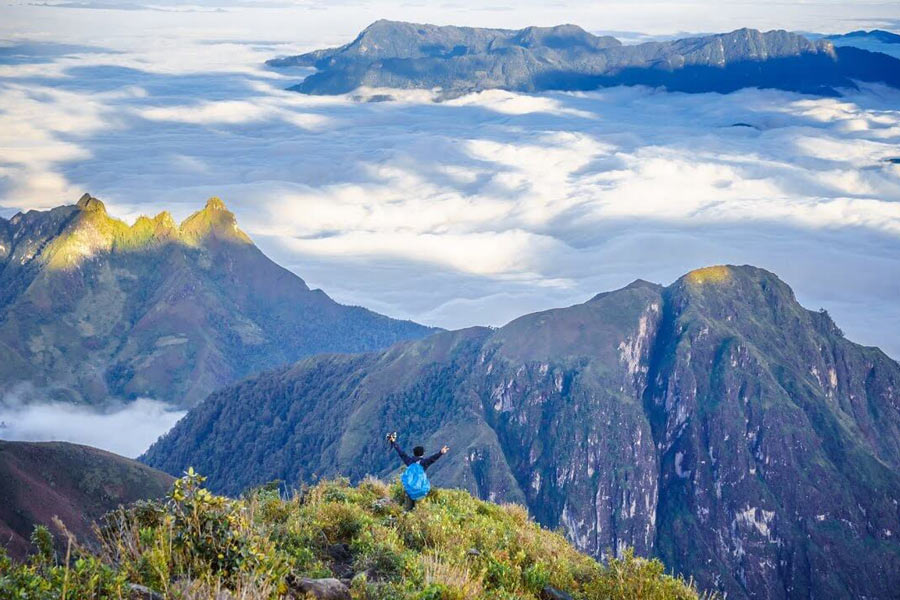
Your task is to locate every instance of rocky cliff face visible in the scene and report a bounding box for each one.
[143,265,900,599]
[0,194,436,407]
[268,21,900,97]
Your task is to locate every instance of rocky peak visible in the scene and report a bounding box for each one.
[588,278,661,303]
[676,265,797,301]
[178,197,252,245]
[153,211,176,230]
[682,265,733,286]
[10,195,254,271]
[510,24,620,50]
[204,197,227,212]
[75,193,107,214]
[623,278,662,291]
[671,265,801,326]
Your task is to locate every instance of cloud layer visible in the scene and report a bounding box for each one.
[0,397,186,458]
[1,3,899,453]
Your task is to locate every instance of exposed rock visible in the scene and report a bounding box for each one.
[326,542,352,564]
[326,542,354,578]
[288,576,351,600]
[128,583,164,600]
[76,193,107,214]
[541,586,574,600]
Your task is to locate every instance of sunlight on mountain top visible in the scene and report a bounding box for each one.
[686,265,732,285]
[43,194,252,271]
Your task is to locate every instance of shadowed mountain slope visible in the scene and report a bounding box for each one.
[144,265,900,599]
[0,194,436,408]
[268,21,900,97]
[0,440,173,560]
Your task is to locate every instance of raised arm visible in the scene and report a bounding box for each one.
[421,445,450,470]
[391,441,415,466]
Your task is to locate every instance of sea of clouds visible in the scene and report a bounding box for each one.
[1,0,899,455]
[0,392,186,458]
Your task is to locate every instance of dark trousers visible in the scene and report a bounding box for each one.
[403,494,416,511]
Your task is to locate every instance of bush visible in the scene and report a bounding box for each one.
[1,473,714,600]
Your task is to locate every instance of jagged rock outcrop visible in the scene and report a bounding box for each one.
[143,265,900,599]
[268,21,900,97]
[0,194,436,407]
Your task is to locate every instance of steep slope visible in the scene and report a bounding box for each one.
[0,440,173,560]
[0,194,436,407]
[268,21,900,96]
[143,266,900,599]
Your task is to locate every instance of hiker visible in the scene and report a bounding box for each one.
[387,431,449,510]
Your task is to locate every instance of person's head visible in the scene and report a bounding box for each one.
[413,446,425,457]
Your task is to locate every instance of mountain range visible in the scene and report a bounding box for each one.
[826,29,900,45]
[268,21,900,97]
[0,194,435,408]
[143,265,900,600]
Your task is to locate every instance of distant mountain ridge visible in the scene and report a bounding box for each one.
[821,29,900,59]
[268,21,900,97]
[826,29,900,44]
[0,194,436,407]
[144,265,900,599]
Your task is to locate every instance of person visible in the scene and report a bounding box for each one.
[387,432,449,510]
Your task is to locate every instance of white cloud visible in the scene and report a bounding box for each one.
[448,90,597,118]
[138,98,333,128]
[0,397,185,458]
[140,100,273,124]
[284,229,568,277]
[0,2,899,369]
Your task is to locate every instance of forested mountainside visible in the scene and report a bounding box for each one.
[0,440,173,560]
[0,194,436,407]
[144,265,900,599]
[268,21,900,96]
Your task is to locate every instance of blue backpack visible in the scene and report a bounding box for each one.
[402,461,431,500]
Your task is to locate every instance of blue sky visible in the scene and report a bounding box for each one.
[1,0,899,454]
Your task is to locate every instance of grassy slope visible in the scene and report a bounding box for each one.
[0,472,710,599]
[0,441,174,560]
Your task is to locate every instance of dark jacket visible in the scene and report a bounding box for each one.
[391,441,443,471]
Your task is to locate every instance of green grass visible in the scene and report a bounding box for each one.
[0,470,712,599]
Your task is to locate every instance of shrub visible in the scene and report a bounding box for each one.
[1,473,714,600]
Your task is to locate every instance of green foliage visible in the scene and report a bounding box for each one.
[0,473,712,600]
[583,548,702,600]
[29,526,55,566]
[0,528,127,600]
